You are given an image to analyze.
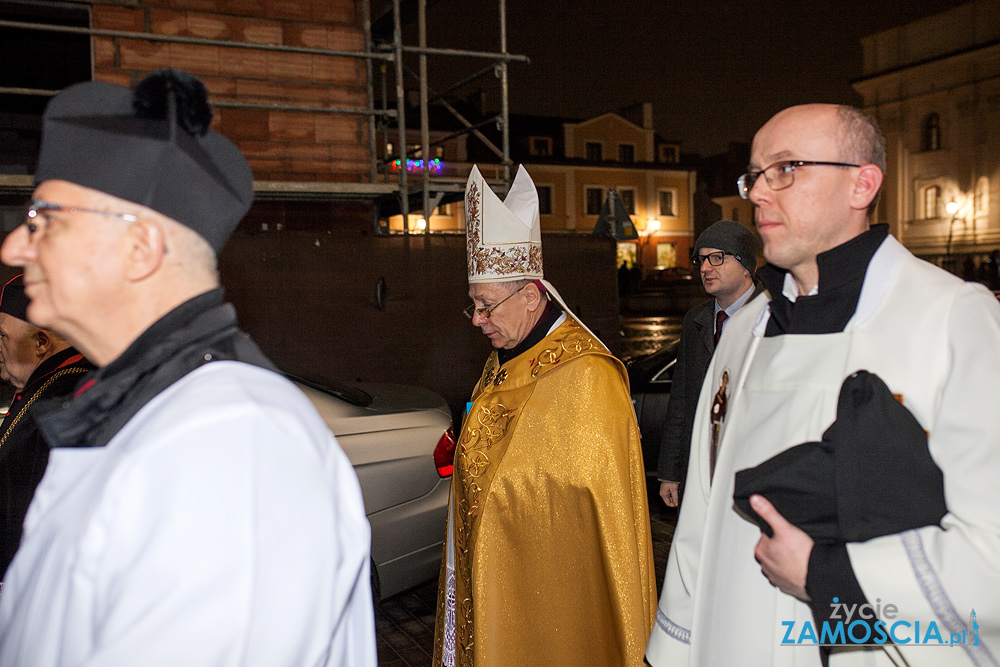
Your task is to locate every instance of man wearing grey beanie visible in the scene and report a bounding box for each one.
[657,219,761,508]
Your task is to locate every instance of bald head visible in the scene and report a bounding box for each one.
[749,104,885,293]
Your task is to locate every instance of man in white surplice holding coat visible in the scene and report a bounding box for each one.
[645,103,1000,667]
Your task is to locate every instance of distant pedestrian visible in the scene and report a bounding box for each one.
[962,255,976,282]
[619,259,630,295]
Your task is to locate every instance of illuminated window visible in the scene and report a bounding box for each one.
[656,243,678,268]
[976,177,989,215]
[923,185,941,219]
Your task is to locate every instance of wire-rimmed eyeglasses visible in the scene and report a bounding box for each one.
[25,199,138,233]
[692,251,737,267]
[463,284,528,320]
[737,160,860,199]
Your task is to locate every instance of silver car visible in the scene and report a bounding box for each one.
[293,376,454,600]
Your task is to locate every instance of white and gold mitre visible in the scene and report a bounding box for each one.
[465,164,543,283]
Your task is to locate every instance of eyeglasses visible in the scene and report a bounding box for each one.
[692,251,736,267]
[464,284,528,320]
[737,160,860,199]
[25,199,138,233]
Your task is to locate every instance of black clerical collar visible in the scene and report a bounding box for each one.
[760,224,889,336]
[497,299,563,366]
[34,287,273,450]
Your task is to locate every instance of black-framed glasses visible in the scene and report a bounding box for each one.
[692,251,737,267]
[25,199,138,233]
[737,160,860,199]
[464,284,528,320]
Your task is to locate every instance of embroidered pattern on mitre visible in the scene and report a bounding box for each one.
[465,164,543,283]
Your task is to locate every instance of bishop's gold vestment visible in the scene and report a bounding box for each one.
[433,316,656,667]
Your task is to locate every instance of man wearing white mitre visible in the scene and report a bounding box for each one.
[433,164,656,667]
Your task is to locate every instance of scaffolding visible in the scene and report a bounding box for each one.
[0,0,529,233]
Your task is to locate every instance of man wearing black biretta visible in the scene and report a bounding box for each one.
[0,70,376,666]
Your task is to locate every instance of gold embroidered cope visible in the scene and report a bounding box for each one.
[433,317,657,667]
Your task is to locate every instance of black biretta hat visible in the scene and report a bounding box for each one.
[34,70,252,253]
[0,275,29,323]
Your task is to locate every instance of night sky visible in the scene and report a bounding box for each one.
[409,0,972,157]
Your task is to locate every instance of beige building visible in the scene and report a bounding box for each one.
[382,103,697,275]
[853,0,1000,272]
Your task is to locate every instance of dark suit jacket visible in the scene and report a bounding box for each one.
[656,284,763,485]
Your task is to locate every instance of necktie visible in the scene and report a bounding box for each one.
[714,310,729,345]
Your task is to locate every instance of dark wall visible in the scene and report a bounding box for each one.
[222,200,623,428]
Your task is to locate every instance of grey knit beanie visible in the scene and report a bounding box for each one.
[693,220,760,276]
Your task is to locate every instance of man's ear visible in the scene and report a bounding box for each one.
[524,282,543,312]
[851,164,884,211]
[33,328,51,359]
[123,218,168,282]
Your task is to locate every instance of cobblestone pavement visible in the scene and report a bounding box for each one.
[375,480,678,666]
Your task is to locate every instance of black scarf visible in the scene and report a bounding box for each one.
[34,289,274,450]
